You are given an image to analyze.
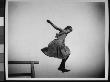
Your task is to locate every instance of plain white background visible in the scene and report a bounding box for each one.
[8,0,105,78]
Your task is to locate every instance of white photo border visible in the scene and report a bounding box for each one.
[5,0,109,80]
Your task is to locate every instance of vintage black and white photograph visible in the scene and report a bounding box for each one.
[5,0,108,80]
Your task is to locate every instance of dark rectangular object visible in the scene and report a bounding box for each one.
[8,61,39,78]
[0,0,5,8]
[0,53,4,63]
[0,8,4,17]
[0,0,5,17]
[0,71,4,81]
[8,73,31,77]
[8,61,39,64]
[0,26,4,44]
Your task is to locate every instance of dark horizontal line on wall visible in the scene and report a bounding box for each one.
[0,26,4,27]
[8,61,39,64]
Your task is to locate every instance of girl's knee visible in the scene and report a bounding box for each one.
[64,55,69,60]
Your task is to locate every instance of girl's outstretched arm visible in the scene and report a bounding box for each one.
[47,20,63,32]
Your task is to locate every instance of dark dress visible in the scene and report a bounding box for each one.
[41,31,70,59]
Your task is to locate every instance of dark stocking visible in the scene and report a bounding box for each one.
[58,56,70,73]
[59,56,69,69]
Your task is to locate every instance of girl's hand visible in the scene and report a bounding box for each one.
[47,20,51,23]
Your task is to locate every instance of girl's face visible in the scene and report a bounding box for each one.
[66,28,72,33]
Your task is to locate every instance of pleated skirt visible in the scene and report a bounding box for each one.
[41,39,70,59]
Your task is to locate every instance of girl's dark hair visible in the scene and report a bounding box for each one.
[64,26,72,31]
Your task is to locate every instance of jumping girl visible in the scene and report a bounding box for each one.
[41,20,73,73]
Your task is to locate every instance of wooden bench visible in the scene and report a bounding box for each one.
[8,61,39,78]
